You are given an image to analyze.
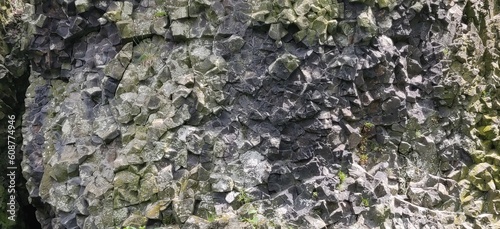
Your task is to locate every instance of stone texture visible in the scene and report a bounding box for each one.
[16,0,500,228]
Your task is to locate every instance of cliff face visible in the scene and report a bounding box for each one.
[17,0,500,228]
[0,0,38,228]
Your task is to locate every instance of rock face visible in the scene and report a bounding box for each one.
[0,1,39,228]
[16,0,500,228]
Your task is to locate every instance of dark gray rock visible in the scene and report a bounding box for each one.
[293,160,321,181]
[19,0,486,228]
[60,212,78,229]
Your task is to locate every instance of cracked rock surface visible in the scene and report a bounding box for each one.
[17,0,500,228]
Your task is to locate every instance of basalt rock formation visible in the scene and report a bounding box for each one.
[0,0,39,228]
[6,0,500,228]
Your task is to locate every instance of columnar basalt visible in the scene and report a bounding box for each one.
[17,0,500,228]
[0,0,39,228]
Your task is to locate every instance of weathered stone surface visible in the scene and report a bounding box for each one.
[173,198,195,223]
[145,200,170,219]
[357,8,376,34]
[94,117,120,143]
[104,42,132,80]
[268,53,300,80]
[122,214,148,228]
[214,35,245,56]
[75,0,91,13]
[269,23,287,41]
[210,174,234,193]
[468,163,496,191]
[18,0,500,228]
[182,216,211,229]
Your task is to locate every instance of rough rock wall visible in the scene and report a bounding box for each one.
[0,0,39,228]
[20,0,500,228]
[449,0,500,225]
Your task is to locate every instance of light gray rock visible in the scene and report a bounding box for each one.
[104,42,133,80]
[173,198,195,223]
[94,117,120,143]
[357,8,377,34]
[210,174,234,192]
[182,216,211,229]
[75,0,90,13]
[268,53,300,80]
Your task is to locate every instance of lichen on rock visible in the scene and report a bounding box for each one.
[14,0,500,228]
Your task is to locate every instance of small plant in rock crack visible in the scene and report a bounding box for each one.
[359,153,369,166]
[237,189,252,204]
[312,190,318,199]
[337,170,347,188]
[481,89,492,101]
[154,10,167,18]
[134,39,158,68]
[430,116,439,125]
[415,130,422,138]
[368,140,380,152]
[358,137,368,153]
[207,212,217,223]
[242,214,260,228]
[361,197,370,207]
[358,122,376,159]
[443,47,450,56]
[362,121,375,134]
[241,208,260,228]
[139,52,155,67]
